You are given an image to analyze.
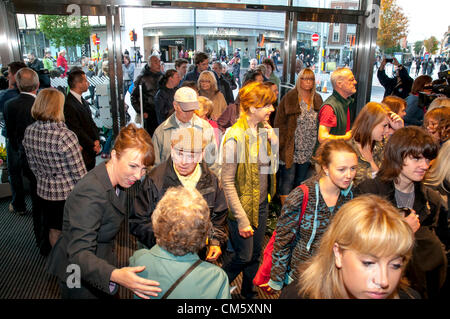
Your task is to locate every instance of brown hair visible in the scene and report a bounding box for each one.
[424,106,450,143]
[352,102,391,149]
[238,81,276,114]
[313,139,357,175]
[377,126,438,183]
[112,123,155,167]
[382,96,406,116]
[152,186,211,256]
[194,52,209,65]
[262,58,275,74]
[411,75,432,94]
[31,88,65,122]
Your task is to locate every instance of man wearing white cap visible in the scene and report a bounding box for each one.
[152,87,217,170]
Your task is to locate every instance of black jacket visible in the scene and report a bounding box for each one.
[217,74,235,105]
[4,93,35,151]
[130,157,228,249]
[377,66,413,99]
[130,64,163,134]
[64,92,100,171]
[154,86,176,125]
[356,176,447,298]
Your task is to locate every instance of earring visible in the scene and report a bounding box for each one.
[325,171,329,176]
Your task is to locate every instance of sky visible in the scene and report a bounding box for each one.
[395,0,449,43]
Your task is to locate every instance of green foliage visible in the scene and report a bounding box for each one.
[377,0,409,52]
[414,41,424,55]
[37,15,91,50]
[423,36,439,55]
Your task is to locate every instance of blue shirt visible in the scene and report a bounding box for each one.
[129,245,231,299]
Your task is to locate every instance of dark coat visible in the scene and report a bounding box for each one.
[154,86,176,125]
[130,64,163,135]
[217,75,235,104]
[46,162,128,298]
[130,157,228,249]
[64,92,100,171]
[4,93,35,151]
[377,66,413,99]
[274,87,323,169]
[356,177,447,298]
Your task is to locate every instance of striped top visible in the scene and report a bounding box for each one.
[23,121,87,201]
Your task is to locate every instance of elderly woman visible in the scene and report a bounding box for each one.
[197,70,227,121]
[220,81,278,299]
[280,194,418,299]
[46,123,162,299]
[274,68,323,203]
[23,88,87,248]
[129,186,231,299]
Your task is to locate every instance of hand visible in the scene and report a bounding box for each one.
[93,140,101,154]
[206,245,222,262]
[404,210,420,233]
[239,225,254,238]
[263,121,278,145]
[388,112,404,131]
[111,266,161,299]
[380,58,387,70]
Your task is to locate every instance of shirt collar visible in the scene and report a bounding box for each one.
[150,244,199,262]
[70,90,83,104]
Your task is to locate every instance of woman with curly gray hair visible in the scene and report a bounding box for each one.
[129,186,231,299]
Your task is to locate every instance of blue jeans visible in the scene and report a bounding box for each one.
[222,200,268,298]
[278,162,311,196]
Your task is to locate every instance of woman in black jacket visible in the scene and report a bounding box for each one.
[154,69,181,125]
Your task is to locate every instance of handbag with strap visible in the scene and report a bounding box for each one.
[253,184,309,289]
[161,259,202,299]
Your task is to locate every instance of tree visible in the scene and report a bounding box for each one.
[37,15,91,53]
[423,36,439,55]
[376,0,409,52]
[414,41,424,55]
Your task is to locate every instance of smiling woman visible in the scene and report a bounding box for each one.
[46,123,162,299]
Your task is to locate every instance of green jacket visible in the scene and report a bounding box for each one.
[320,90,356,136]
[223,116,277,228]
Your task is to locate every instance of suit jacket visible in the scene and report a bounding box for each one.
[46,162,127,297]
[4,93,35,151]
[64,92,99,170]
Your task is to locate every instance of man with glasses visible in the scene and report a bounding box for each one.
[130,126,228,262]
[152,87,217,172]
[318,67,357,143]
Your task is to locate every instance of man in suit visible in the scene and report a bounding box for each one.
[64,68,100,171]
[4,67,42,248]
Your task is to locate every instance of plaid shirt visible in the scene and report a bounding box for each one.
[23,121,87,201]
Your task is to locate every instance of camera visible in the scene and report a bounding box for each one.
[399,207,412,217]
[385,58,393,63]
[418,69,450,109]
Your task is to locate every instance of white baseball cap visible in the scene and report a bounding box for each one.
[174,87,199,111]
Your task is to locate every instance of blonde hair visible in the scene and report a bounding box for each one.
[424,140,450,192]
[197,70,218,92]
[295,68,316,108]
[195,96,214,119]
[352,102,392,149]
[298,194,414,299]
[31,88,65,122]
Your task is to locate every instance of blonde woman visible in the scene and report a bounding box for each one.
[350,101,403,185]
[280,194,417,299]
[274,68,323,203]
[197,70,227,121]
[23,88,87,248]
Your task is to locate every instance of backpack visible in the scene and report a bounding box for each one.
[253,184,309,289]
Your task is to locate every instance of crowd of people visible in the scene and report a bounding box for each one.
[0,48,448,301]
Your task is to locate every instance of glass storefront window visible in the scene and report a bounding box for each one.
[293,0,360,9]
